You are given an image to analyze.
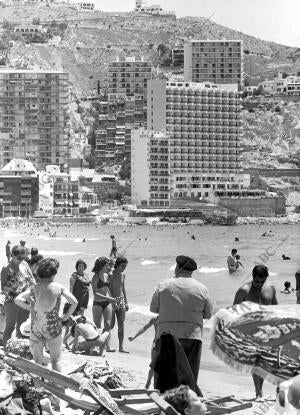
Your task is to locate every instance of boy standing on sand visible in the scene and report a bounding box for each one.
[109,256,129,353]
[128,316,158,388]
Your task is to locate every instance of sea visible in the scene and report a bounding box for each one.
[1,222,299,366]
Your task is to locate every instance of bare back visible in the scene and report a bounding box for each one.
[33,281,62,313]
[234,282,278,305]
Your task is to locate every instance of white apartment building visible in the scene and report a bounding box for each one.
[131,80,249,208]
[184,40,243,91]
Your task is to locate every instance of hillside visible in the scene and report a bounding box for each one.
[1,4,300,179]
[241,98,300,169]
[1,4,300,94]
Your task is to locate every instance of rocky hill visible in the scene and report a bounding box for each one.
[1,4,300,178]
[241,97,300,169]
[1,4,300,94]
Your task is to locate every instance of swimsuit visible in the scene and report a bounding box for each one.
[72,272,90,310]
[93,275,111,309]
[31,294,62,341]
[93,300,110,309]
[115,296,126,310]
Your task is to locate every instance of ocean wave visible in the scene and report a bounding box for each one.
[39,250,82,256]
[269,272,278,276]
[198,267,227,274]
[140,260,160,266]
[127,304,157,317]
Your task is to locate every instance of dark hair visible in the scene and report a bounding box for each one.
[31,248,38,256]
[115,256,128,268]
[12,245,26,257]
[252,264,269,279]
[30,254,44,265]
[284,281,291,289]
[110,235,115,238]
[20,240,26,246]
[37,258,59,279]
[92,257,110,273]
[231,249,237,255]
[75,259,87,271]
[163,385,191,415]
[235,255,240,260]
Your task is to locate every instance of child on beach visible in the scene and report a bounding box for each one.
[69,259,91,316]
[15,258,78,372]
[64,315,110,355]
[109,256,129,353]
[128,316,158,388]
[235,255,244,268]
[281,281,294,294]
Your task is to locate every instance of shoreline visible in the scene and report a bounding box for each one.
[0,211,299,226]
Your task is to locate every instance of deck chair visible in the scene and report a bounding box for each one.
[1,353,158,415]
[148,391,253,415]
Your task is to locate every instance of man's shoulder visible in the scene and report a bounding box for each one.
[237,282,251,293]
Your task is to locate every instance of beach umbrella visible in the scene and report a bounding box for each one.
[207,302,300,384]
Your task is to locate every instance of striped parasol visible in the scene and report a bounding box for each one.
[208,302,300,384]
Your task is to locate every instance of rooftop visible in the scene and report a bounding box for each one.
[0,69,67,74]
[1,159,37,173]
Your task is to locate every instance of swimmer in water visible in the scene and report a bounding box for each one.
[281,281,294,294]
[282,254,291,260]
[235,255,244,268]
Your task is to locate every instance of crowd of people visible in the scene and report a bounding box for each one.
[0,234,299,411]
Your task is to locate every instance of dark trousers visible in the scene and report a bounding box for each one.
[179,338,202,385]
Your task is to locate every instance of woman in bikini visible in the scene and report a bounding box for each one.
[15,258,77,372]
[91,257,117,350]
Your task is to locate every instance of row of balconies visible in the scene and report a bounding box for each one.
[166,105,239,113]
[167,119,241,127]
[166,97,240,105]
[168,126,240,134]
[167,89,238,97]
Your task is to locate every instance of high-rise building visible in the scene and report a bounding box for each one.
[131,80,248,208]
[184,40,243,90]
[93,96,139,167]
[0,69,70,170]
[108,57,152,124]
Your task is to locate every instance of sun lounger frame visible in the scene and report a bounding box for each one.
[1,353,252,415]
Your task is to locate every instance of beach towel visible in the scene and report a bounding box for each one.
[151,333,202,396]
[208,302,300,384]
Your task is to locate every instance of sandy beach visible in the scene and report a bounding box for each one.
[1,221,298,413]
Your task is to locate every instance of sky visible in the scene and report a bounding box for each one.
[94,0,300,47]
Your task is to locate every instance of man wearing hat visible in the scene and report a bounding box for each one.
[150,255,212,387]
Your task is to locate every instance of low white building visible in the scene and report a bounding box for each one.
[258,72,300,95]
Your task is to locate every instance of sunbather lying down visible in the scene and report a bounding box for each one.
[164,385,207,415]
[64,316,110,356]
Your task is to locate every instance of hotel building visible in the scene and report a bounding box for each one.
[131,80,249,208]
[184,40,243,90]
[108,57,152,125]
[0,69,70,170]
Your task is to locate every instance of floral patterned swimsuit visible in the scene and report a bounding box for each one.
[31,290,62,341]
